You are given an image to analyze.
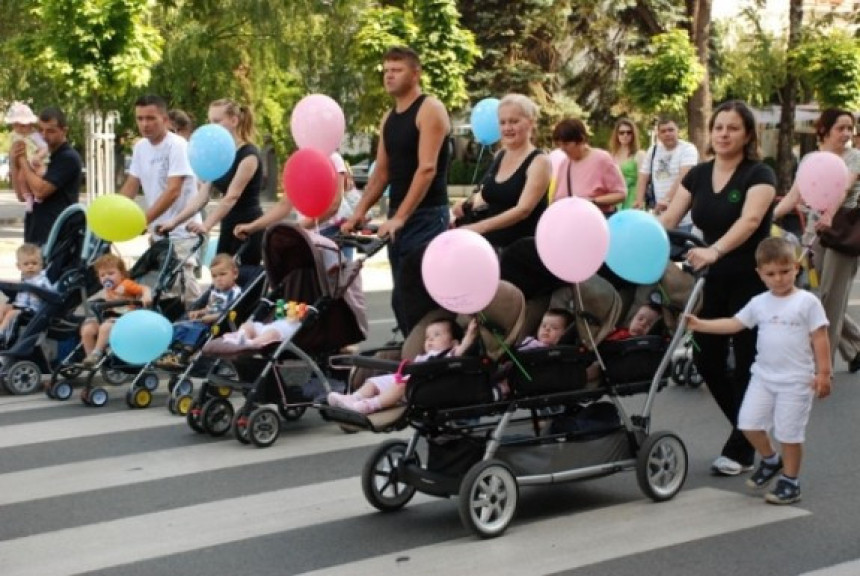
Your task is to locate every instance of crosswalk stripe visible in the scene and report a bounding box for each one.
[0,476,434,576]
[298,487,809,576]
[799,560,860,576]
[0,427,407,506]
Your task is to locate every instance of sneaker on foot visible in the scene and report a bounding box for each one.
[746,457,784,488]
[850,354,860,374]
[82,350,103,367]
[765,478,802,505]
[711,455,755,476]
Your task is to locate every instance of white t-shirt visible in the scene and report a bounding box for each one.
[735,289,829,383]
[641,139,698,225]
[129,131,202,240]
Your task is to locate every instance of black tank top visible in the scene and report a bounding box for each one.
[383,94,449,215]
[480,149,547,248]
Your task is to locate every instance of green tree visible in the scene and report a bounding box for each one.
[351,0,479,132]
[791,30,860,110]
[622,28,705,115]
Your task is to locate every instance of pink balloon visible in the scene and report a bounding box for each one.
[421,229,500,314]
[282,148,337,219]
[535,197,609,283]
[549,148,567,178]
[797,151,850,212]
[290,94,346,155]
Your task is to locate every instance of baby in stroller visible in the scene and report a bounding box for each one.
[327,318,472,414]
[0,243,53,344]
[81,253,152,366]
[584,303,662,382]
[157,254,241,368]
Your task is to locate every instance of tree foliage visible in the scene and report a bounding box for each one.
[791,30,860,110]
[622,28,705,115]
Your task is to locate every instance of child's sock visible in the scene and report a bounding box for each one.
[353,397,382,414]
[780,474,799,486]
[763,453,780,466]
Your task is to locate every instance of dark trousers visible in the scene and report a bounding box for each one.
[217,225,263,267]
[388,205,449,335]
[693,270,766,466]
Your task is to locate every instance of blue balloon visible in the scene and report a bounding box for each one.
[605,210,670,284]
[470,98,501,145]
[201,238,218,268]
[109,310,173,365]
[188,124,236,182]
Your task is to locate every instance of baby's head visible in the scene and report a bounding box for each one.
[423,318,463,354]
[93,253,130,290]
[5,102,38,135]
[16,243,43,279]
[537,308,574,346]
[628,304,661,337]
[209,254,239,292]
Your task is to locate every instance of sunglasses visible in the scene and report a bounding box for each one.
[617,130,633,135]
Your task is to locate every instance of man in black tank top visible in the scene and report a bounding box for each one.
[343,46,451,333]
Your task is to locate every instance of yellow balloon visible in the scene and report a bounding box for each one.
[86,194,147,242]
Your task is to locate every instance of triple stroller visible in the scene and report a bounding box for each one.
[320,230,705,538]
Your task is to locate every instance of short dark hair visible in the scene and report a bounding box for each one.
[656,114,679,129]
[39,107,68,128]
[383,46,421,70]
[544,307,574,328]
[815,107,854,143]
[707,100,761,161]
[168,109,194,132]
[134,94,168,113]
[552,118,589,144]
[755,237,797,267]
[427,318,464,341]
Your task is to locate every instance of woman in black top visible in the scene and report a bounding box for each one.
[452,93,550,249]
[661,100,776,476]
[160,99,264,266]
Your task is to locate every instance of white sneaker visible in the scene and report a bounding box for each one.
[711,456,755,476]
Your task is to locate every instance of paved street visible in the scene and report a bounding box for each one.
[1,196,860,575]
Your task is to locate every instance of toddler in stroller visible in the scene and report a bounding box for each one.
[0,243,53,344]
[327,318,472,414]
[81,253,152,366]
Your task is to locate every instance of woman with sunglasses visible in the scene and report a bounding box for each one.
[610,119,645,209]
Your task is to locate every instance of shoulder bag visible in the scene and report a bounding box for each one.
[818,206,860,256]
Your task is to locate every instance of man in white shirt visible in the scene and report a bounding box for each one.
[119,94,202,300]
[635,116,699,228]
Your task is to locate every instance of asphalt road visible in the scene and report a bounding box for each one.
[1,216,860,575]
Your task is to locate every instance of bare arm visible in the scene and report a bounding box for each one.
[190,154,260,234]
[233,201,293,240]
[685,314,745,335]
[159,181,211,234]
[773,182,801,220]
[118,173,141,199]
[634,171,650,209]
[659,184,693,230]
[811,325,831,399]
[462,154,551,236]
[452,318,479,356]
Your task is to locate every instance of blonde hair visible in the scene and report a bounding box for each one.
[16,243,42,263]
[210,253,238,272]
[498,93,539,123]
[210,99,256,144]
[609,119,641,155]
[93,253,129,277]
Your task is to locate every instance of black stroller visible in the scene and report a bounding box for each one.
[321,231,704,538]
[185,224,386,447]
[0,205,107,394]
[46,235,204,406]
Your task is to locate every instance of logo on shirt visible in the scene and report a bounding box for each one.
[727,189,742,203]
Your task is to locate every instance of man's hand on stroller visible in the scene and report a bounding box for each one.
[376,216,405,242]
[186,221,209,235]
[233,223,254,240]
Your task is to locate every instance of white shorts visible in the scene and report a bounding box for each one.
[737,375,814,444]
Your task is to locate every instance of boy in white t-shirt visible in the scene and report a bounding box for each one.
[686,237,831,505]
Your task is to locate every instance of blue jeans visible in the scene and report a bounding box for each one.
[173,320,209,349]
[388,205,449,333]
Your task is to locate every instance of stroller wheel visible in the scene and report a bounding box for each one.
[361,440,419,512]
[671,359,687,386]
[141,372,160,392]
[186,401,206,434]
[201,397,234,436]
[458,460,519,539]
[4,360,43,395]
[51,380,74,401]
[636,431,688,502]
[278,405,306,422]
[248,407,281,448]
[175,394,194,416]
[215,386,233,399]
[175,378,193,397]
[233,412,251,444]
[683,359,704,388]
[127,387,153,409]
[88,387,109,408]
[101,366,129,386]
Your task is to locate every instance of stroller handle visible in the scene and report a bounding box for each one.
[332,232,389,258]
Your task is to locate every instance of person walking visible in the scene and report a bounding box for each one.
[661,100,777,476]
[609,119,646,210]
[341,45,451,334]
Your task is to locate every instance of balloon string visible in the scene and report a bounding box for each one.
[479,311,532,382]
[471,145,487,185]
[575,283,606,372]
